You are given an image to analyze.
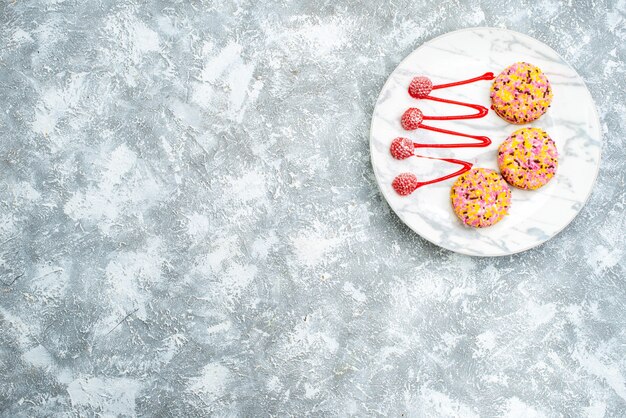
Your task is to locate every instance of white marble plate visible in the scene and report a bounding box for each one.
[370,27,602,256]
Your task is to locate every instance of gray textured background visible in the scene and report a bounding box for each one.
[1,0,625,416]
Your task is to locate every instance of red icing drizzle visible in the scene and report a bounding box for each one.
[421,96,488,120]
[393,72,494,195]
[420,72,495,121]
[432,72,495,90]
[412,154,473,188]
[415,125,491,148]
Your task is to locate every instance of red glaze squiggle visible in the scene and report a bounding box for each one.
[416,125,491,148]
[422,96,488,120]
[390,137,474,194]
[413,155,473,187]
[432,72,495,90]
[391,156,473,195]
[393,72,494,195]
[400,108,492,147]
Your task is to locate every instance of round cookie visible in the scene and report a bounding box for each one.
[498,127,558,190]
[490,62,553,124]
[450,168,511,228]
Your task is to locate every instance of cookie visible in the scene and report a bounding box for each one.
[490,62,553,124]
[450,168,511,228]
[498,127,558,190]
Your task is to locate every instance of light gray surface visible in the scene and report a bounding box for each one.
[0,0,625,416]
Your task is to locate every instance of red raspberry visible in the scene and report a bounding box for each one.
[392,173,419,196]
[408,76,433,99]
[401,108,423,130]
[390,137,414,160]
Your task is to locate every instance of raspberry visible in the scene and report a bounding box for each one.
[401,108,423,130]
[408,76,433,99]
[392,173,419,196]
[390,137,414,160]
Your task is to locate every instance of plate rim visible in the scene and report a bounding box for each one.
[369,26,603,257]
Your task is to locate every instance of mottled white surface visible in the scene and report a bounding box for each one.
[371,28,602,256]
[0,0,625,417]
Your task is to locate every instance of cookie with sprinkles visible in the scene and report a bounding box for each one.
[450,168,511,228]
[490,62,553,124]
[498,127,558,190]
